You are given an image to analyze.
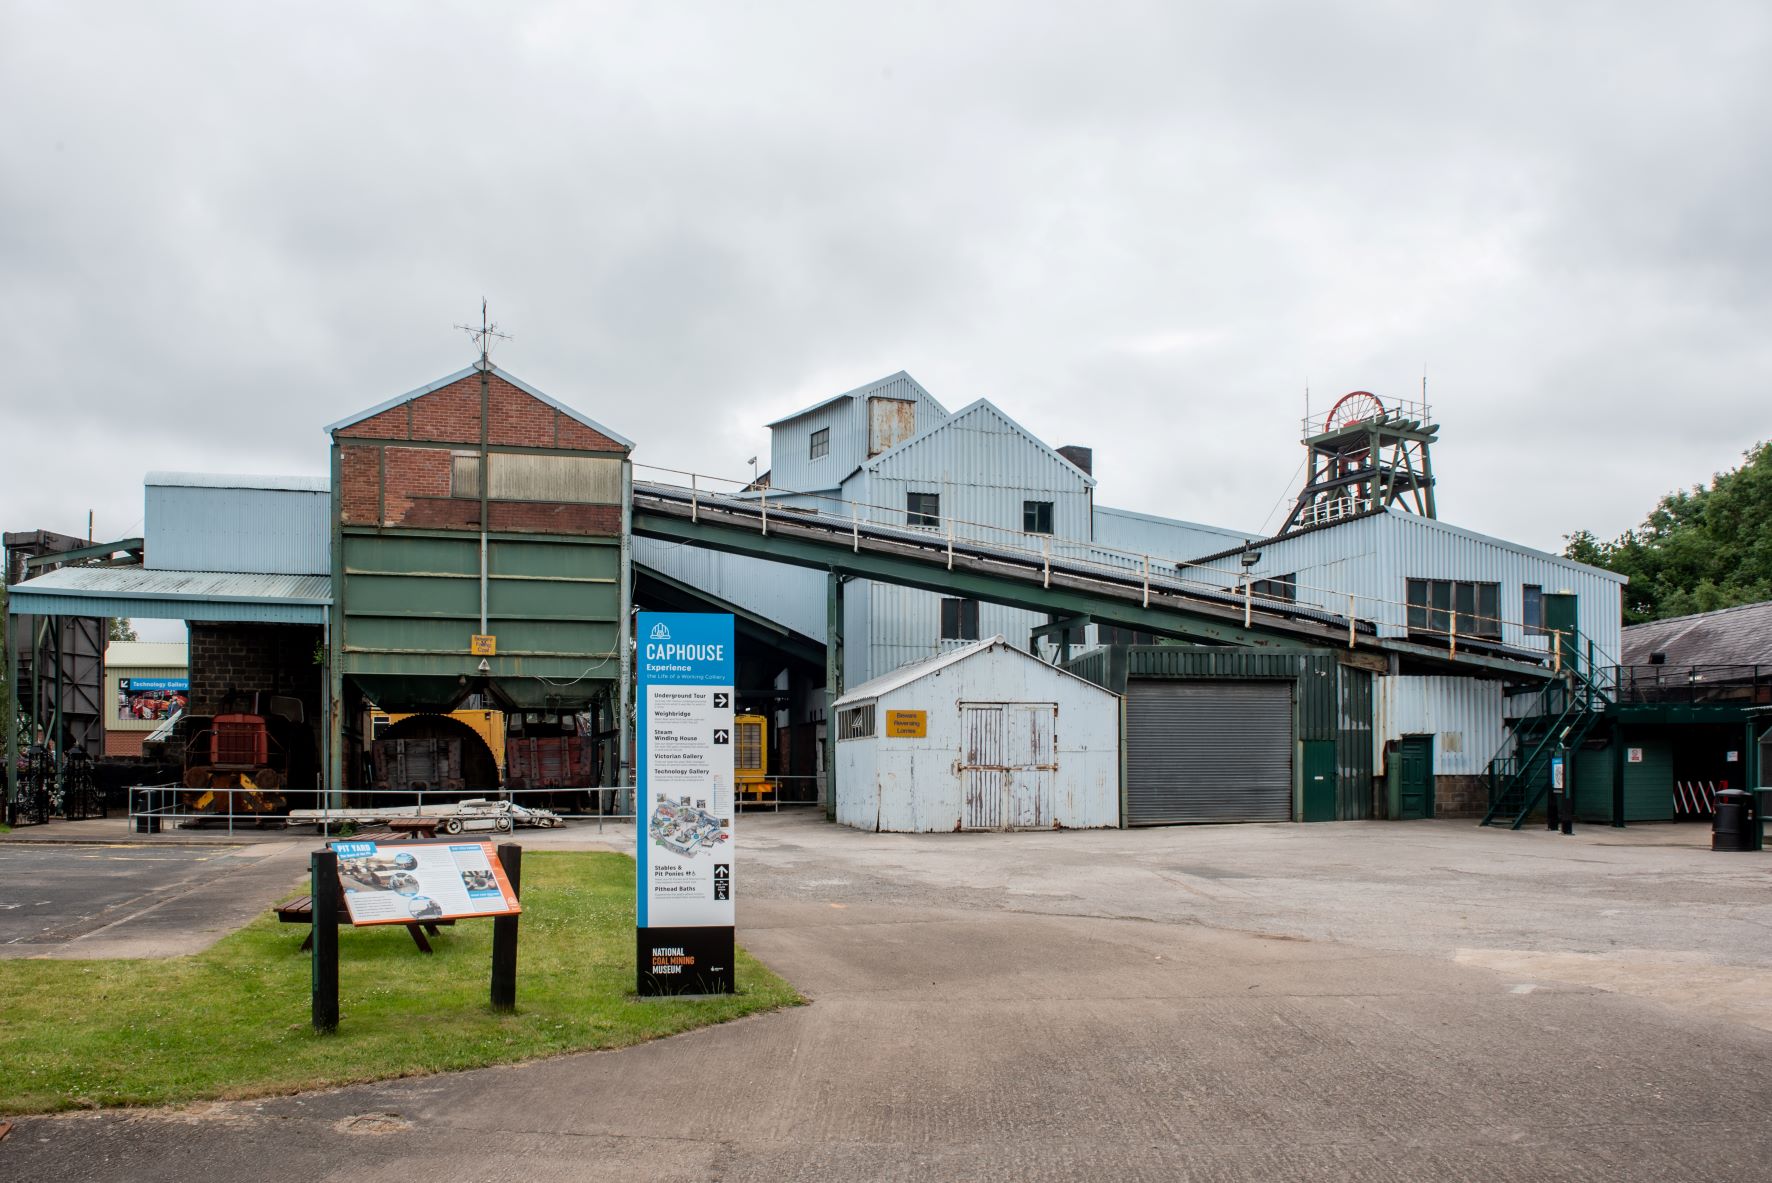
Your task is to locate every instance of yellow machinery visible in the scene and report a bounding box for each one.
[369,710,507,779]
[734,713,776,804]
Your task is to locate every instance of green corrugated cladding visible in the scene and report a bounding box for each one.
[1573,733,1676,823]
[339,530,622,678]
[1620,735,1676,821]
[1065,646,1375,820]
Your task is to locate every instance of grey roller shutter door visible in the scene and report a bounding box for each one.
[1125,681,1293,825]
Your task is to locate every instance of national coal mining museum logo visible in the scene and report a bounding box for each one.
[650,621,672,641]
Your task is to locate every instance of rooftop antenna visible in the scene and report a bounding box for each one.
[454,298,511,368]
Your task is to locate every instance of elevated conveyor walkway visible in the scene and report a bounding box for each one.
[630,479,1555,681]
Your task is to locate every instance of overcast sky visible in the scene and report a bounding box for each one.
[6,2,1769,579]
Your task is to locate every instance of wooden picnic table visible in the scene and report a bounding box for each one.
[274,893,455,954]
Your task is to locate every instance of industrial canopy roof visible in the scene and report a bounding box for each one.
[6,565,330,624]
[1621,601,1772,667]
[321,360,635,449]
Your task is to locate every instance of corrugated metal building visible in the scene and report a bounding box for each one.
[765,370,949,497]
[1185,509,1624,660]
[638,368,1627,823]
[834,636,1120,832]
[145,473,330,575]
[1066,646,1374,823]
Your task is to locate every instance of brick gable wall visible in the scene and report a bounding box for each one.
[334,372,626,451]
[333,370,627,536]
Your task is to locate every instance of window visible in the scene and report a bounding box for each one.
[940,598,980,641]
[809,427,830,460]
[1023,500,1054,534]
[1407,579,1501,640]
[1252,574,1297,602]
[907,491,940,529]
[837,704,875,740]
[451,452,482,497]
[1522,584,1544,635]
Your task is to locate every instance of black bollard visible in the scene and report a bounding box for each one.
[491,843,522,1012]
[311,850,339,1033]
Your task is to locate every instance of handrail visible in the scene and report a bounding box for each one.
[632,466,1568,661]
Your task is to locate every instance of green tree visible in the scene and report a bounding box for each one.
[1565,441,1772,624]
[108,618,137,642]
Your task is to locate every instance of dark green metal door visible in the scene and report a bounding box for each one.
[1396,736,1434,820]
[1302,740,1336,821]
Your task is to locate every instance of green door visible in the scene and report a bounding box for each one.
[1302,740,1337,821]
[1396,736,1434,820]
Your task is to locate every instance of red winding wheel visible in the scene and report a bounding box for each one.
[1325,390,1385,430]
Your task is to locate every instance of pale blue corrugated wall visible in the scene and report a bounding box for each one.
[145,484,330,575]
[1189,510,1624,658]
[767,373,949,497]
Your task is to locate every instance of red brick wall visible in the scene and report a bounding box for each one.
[334,372,626,453]
[104,731,146,758]
[557,417,625,451]
[383,447,453,523]
[409,381,481,444]
[338,444,380,526]
[333,370,626,535]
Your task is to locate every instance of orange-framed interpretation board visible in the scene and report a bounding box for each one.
[329,839,522,926]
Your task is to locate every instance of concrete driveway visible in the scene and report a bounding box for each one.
[6,812,1772,1181]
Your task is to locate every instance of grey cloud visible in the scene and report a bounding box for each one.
[3,0,1768,565]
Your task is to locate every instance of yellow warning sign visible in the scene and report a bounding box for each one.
[470,634,497,656]
[885,709,927,738]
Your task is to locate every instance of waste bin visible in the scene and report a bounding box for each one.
[1712,789,1753,852]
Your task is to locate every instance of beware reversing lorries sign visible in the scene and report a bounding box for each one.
[636,611,736,995]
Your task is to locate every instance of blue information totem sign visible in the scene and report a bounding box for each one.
[636,612,736,996]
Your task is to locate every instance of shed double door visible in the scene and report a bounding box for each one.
[960,703,1057,830]
[1125,681,1293,825]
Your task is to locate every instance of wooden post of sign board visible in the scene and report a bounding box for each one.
[311,850,340,1033]
[490,843,522,1012]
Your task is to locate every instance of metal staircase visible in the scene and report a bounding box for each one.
[1481,633,1614,829]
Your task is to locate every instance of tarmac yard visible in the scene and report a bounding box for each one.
[0,839,307,959]
[4,813,1771,1181]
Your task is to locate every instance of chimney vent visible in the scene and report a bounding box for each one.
[1058,445,1093,476]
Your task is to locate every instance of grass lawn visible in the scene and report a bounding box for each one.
[0,851,799,1114]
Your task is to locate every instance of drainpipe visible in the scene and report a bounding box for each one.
[825,574,845,822]
[479,359,490,637]
[326,438,346,809]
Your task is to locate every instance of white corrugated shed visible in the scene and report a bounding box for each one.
[833,636,1121,833]
[145,472,330,575]
[1374,676,1508,776]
